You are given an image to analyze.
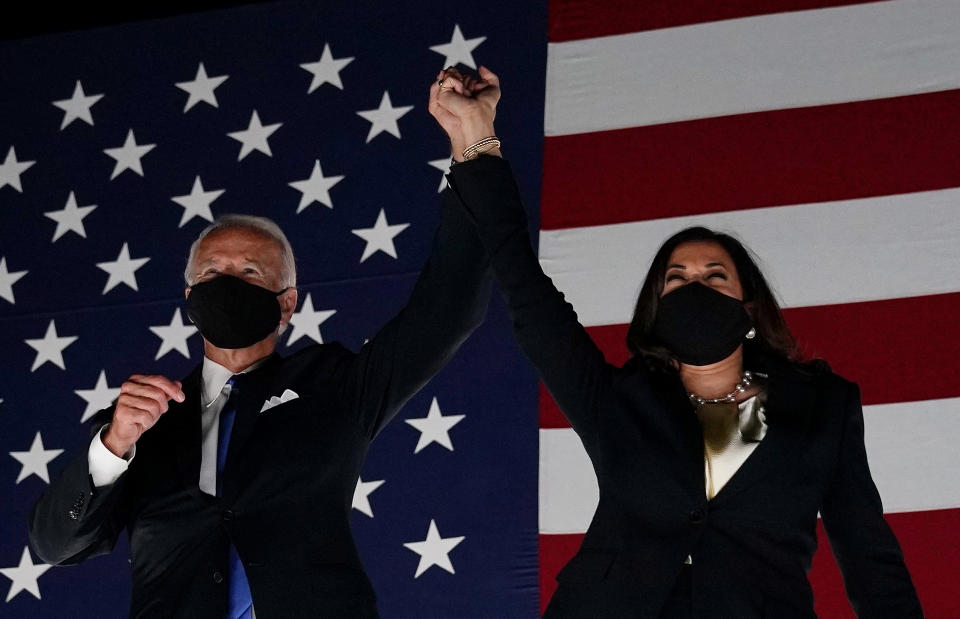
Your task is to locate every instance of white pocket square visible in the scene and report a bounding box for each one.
[260,389,299,413]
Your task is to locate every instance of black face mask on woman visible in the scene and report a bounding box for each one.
[186,275,286,349]
[651,281,753,366]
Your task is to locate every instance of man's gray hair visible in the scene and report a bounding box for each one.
[184,214,297,288]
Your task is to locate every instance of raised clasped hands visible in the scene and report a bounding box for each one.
[428,65,501,161]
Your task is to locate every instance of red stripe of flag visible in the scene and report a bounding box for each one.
[541,90,960,230]
[548,0,882,42]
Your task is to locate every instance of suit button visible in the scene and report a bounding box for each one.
[212,570,224,584]
[689,508,706,524]
[222,509,234,521]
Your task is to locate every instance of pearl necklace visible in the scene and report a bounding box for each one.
[687,371,761,407]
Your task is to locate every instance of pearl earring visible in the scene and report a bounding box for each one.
[745,327,756,340]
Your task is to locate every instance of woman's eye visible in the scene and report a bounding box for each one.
[707,272,727,280]
[666,274,685,282]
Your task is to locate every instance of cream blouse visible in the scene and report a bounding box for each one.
[697,392,768,500]
[685,391,768,565]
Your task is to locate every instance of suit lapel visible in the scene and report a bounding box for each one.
[172,365,205,495]
[649,369,708,501]
[709,365,816,507]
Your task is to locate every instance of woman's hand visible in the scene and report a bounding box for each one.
[428,66,501,161]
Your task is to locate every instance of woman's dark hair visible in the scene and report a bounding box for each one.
[626,226,804,372]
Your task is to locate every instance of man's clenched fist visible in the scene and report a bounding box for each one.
[102,374,185,458]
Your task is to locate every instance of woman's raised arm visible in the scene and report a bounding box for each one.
[431,66,619,438]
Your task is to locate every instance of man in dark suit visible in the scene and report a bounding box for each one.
[28,178,492,617]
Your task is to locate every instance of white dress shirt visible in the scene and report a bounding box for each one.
[88,356,265,492]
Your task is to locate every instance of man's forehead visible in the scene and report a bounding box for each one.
[197,227,283,255]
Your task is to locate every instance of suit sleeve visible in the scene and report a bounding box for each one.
[446,156,614,438]
[28,409,131,566]
[820,382,924,618]
[343,187,494,439]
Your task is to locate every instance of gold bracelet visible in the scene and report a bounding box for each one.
[462,137,501,161]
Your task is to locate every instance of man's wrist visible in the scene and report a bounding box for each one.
[89,424,134,487]
[102,426,133,460]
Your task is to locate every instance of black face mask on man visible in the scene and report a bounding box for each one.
[651,282,753,366]
[186,275,286,349]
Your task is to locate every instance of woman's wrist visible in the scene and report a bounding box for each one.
[460,117,496,146]
[462,137,502,160]
[452,118,498,162]
[452,142,502,162]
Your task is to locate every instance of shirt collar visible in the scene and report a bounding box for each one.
[201,355,269,407]
[737,391,768,443]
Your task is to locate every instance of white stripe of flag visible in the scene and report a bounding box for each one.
[538,187,960,328]
[545,0,960,135]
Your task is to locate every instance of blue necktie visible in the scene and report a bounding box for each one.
[216,379,253,619]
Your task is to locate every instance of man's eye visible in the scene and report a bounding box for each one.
[244,268,260,275]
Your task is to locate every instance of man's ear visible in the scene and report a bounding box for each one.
[184,287,191,299]
[279,287,298,324]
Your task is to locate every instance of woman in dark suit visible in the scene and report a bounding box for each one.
[429,67,923,618]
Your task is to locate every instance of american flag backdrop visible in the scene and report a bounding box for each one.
[537,1,960,617]
[1,1,959,618]
[0,1,545,617]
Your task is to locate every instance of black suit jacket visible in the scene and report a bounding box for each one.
[28,190,493,618]
[446,156,923,619]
